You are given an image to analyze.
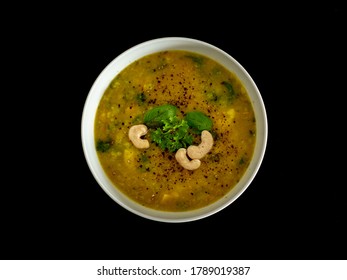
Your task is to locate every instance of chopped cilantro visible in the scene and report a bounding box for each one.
[151,116,193,153]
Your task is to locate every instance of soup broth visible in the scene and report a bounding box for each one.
[94,50,256,211]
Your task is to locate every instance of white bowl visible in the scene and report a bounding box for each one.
[81,37,268,223]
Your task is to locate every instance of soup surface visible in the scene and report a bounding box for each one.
[94,50,256,211]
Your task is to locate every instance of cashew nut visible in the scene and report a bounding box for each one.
[187,130,214,159]
[128,124,150,149]
[175,148,201,170]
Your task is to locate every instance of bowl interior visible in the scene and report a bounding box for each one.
[81,37,268,222]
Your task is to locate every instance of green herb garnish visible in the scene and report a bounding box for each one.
[143,104,178,128]
[184,111,213,133]
[151,116,193,153]
[142,104,213,153]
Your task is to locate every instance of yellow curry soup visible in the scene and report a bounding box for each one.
[94,50,256,211]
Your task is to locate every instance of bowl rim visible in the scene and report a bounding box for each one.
[81,36,268,223]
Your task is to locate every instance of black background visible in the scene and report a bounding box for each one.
[2,4,346,260]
